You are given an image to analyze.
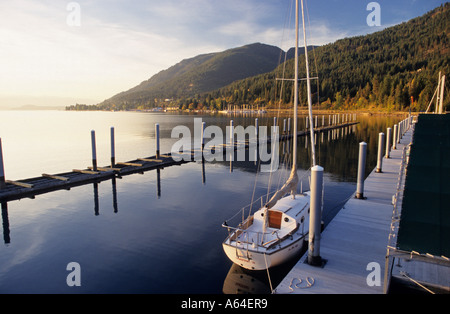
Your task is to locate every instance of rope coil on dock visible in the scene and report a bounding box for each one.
[288,276,315,292]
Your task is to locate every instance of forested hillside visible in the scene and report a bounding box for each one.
[94,43,290,110]
[67,3,449,112]
[196,3,449,112]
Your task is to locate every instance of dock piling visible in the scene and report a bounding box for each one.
[376,132,385,173]
[155,123,160,159]
[91,130,97,171]
[392,125,398,150]
[356,142,367,199]
[385,127,392,158]
[308,165,324,266]
[110,127,115,167]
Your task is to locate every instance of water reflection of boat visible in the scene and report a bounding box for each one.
[223,264,271,294]
[223,247,306,294]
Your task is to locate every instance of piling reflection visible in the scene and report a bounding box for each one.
[218,120,359,179]
[112,177,118,213]
[1,202,10,245]
[93,182,99,216]
[157,169,161,198]
[201,158,206,185]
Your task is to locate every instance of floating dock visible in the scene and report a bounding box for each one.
[275,122,411,294]
[275,114,450,294]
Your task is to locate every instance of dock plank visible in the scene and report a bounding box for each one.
[72,169,99,175]
[88,166,121,172]
[5,180,34,189]
[275,128,413,294]
[138,158,163,163]
[42,173,70,181]
[116,162,143,167]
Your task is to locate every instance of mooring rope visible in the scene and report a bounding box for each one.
[288,276,315,292]
[400,272,435,294]
[263,253,274,293]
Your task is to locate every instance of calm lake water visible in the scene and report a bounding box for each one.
[0,110,403,294]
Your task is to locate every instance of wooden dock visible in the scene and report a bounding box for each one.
[0,121,357,203]
[0,154,190,203]
[275,126,413,294]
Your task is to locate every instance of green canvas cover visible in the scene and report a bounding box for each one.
[397,114,450,257]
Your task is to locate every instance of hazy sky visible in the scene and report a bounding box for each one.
[0,0,447,107]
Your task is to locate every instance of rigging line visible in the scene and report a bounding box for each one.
[400,272,436,294]
[273,0,293,109]
[305,0,320,107]
[321,192,354,222]
[301,0,316,167]
[267,7,293,204]
[263,253,274,293]
[275,0,294,69]
[276,77,319,81]
[248,153,262,218]
[305,0,321,164]
[271,0,295,193]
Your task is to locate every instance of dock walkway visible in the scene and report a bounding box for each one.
[275,127,413,294]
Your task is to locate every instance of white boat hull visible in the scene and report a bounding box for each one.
[223,233,306,270]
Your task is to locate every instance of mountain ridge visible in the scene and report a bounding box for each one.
[98,43,297,109]
[69,3,449,112]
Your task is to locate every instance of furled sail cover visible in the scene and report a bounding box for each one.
[264,166,299,210]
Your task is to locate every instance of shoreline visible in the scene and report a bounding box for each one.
[264,108,415,116]
[62,107,420,116]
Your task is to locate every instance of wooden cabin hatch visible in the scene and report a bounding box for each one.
[268,210,282,229]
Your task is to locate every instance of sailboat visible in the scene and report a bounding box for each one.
[222,0,318,270]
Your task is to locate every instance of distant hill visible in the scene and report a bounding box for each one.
[98,43,293,109]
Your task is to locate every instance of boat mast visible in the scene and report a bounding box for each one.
[301,0,316,167]
[292,0,299,174]
[264,0,300,209]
